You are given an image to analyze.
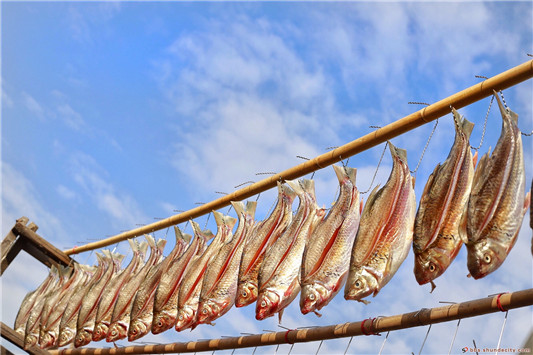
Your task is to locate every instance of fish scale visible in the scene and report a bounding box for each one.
[196,201,256,326]
[175,214,235,332]
[256,179,321,322]
[300,165,361,316]
[463,92,530,279]
[413,109,475,289]
[345,142,416,303]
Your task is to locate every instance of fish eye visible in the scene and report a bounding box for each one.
[157,321,163,327]
[242,291,247,297]
[429,263,436,272]
[355,280,361,288]
[179,315,184,321]
[484,254,491,263]
[111,330,116,336]
[309,294,315,301]
[132,329,137,335]
[202,308,208,314]
[261,300,266,307]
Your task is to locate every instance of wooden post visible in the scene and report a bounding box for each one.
[48,288,533,355]
[1,217,73,276]
[63,60,533,256]
[0,322,49,355]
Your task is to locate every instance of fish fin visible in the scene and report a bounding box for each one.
[429,281,436,293]
[472,150,478,169]
[523,191,531,216]
[139,241,149,258]
[313,310,322,317]
[278,309,284,323]
[359,198,364,215]
[361,184,381,216]
[246,201,258,220]
[358,299,371,305]
[411,175,416,189]
[472,150,490,188]
[285,179,304,196]
[458,207,469,244]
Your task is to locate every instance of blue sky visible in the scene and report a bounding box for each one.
[1,2,532,354]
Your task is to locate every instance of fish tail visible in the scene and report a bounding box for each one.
[285,179,304,196]
[231,201,245,218]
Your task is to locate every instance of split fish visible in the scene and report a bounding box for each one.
[92,240,147,342]
[345,142,416,303]
[151,226,205,334]
[128,228,191,342]
[39,263,93,349]
[175,214,235,332]
[236,182,296,308]
[196,201,256,326]
[256,179,322,322]
[462,92,530,279]
[14,265,57,337]
[58,253,108,347]
[413,109,476,290]
[106,235,166,343]
[74,250,124,347]
[24,266,71,349]
[300,165,361,316]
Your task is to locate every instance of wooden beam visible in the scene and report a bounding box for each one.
[63,59,533,255]
[0,322,49,355]
[50,288,533,355]
[0,238,24,276]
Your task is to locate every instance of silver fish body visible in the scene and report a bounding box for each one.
[197,201,256,325]
[236,182,296,308]
[463,93,530,279]
[175,214,235,332]
[256,179,321,321]
[413,110,475,288]
[300,165,360,315]
[345,142,416,303]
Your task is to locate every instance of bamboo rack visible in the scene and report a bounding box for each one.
[49,288,533,355]
[64,59,533,256]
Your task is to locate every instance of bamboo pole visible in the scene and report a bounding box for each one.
[64,60,533,255]
[49,288,533,355]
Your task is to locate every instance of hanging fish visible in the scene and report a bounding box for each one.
[106,235,166,343]
[24,266,71,349]
[462,92,530,279]
[196,201,256,326]
[74,250,123,347]
[236,182,296,308]
[58,253,108,347]
[151,226,203,334]
[128,228,191,342]
[413,109,476,291]
[39,263,93,349]
[14,265,57,337]
[175,214,235,332]
[92,240,147,342]
[300,165,361,316]
[256,179,322,322]
[345,142,416,303]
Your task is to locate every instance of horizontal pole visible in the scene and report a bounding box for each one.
[64,60,533,255]
[49,288,533,354]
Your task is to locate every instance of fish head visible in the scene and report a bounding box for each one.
[300,284,330,315]
[467,241,506,280]
[23,333,38,350]
[39,332,56,349]
[344,269,378,301]
[413,251,447,286]
[58,328,75,347]
[255,290,279,320]
[106,322,128,342]
[151,310,176,334]
[197,301,217,325]
[175,307,196,332]
[235,282,258,308]
[128,319,149,342]
[92,322,109,341]
[74,329,93,348]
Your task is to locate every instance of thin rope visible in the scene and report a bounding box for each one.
[418,324,432,355]
[288,343,295,354]
[471,95,493,150]
[204,213,211,230]
[473,339,479,355]
[235,181,254,188]
[495,311,509,355]
[408,102,430,106]
[361,142,388,194]
[448,319,461,355]
[315,340,323,355]
[410,118,439,174]
[378,331,390,355]
[343,336,354,355]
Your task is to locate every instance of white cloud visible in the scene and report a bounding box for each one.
[56,103,87,131]
[68,152,148,229]
[21,91,45,120]
[56,184,77,200]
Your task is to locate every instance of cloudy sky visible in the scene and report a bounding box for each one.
[1,2,532,354]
